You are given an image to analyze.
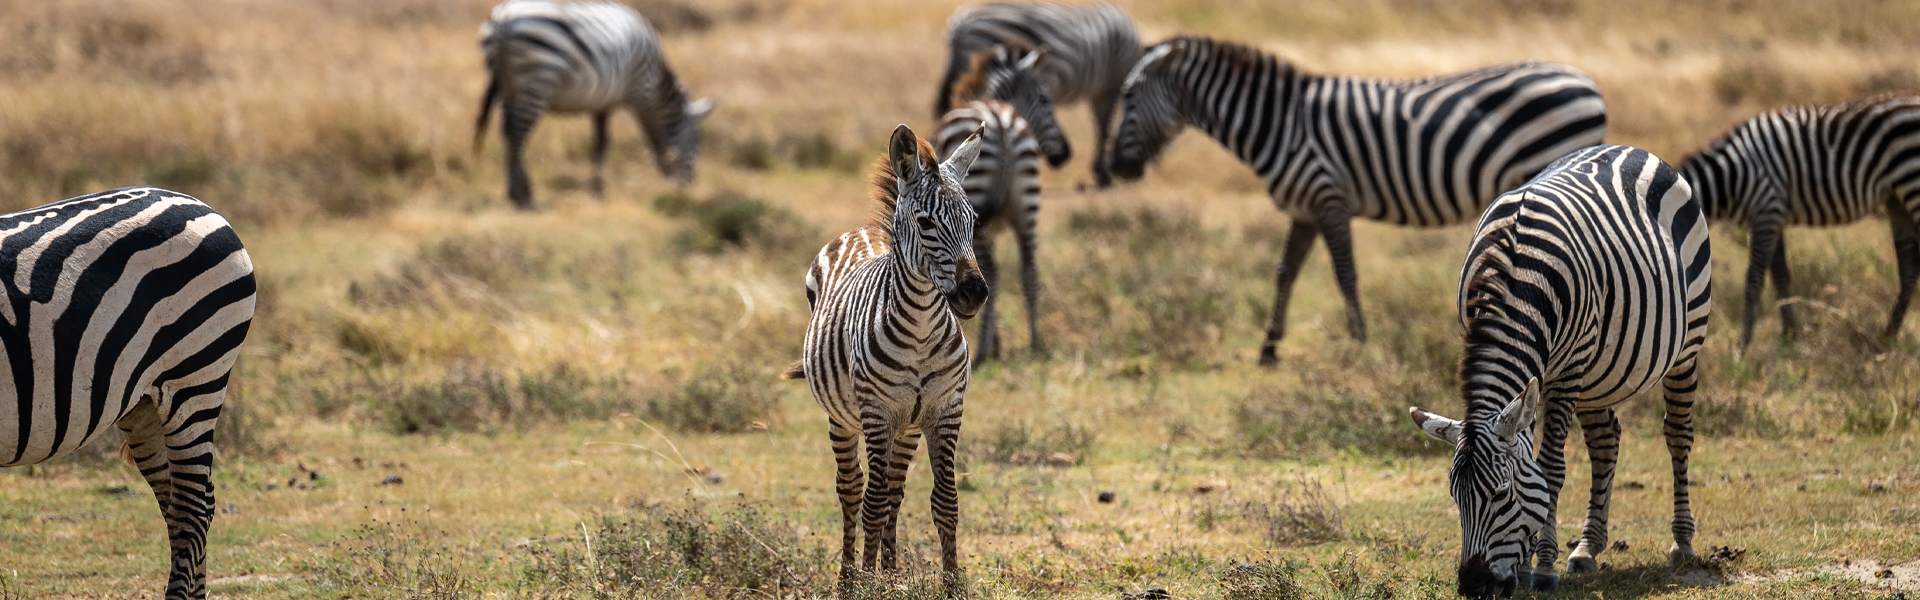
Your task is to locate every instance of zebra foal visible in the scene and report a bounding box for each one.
[936,1,1141,187]
[1108,36,1606,365]
[782,125,986,594]
[1,187,257,600]
[1408,146,1710,597]
[1678,95,1920,346]
[938,45,1057,362]
[475,0,712,208]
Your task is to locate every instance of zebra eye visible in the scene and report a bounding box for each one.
[917,215,935,230]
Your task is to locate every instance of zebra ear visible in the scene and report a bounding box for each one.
[942,127,985,178]
[1494,378,1542,440]
[1409,407,1463,444]
[889,124,925,190]
[1017,47,1045,71]
[687,97,714,119]
[1126,43,1177,88]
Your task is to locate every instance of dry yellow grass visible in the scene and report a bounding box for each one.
[0,0,1918,598]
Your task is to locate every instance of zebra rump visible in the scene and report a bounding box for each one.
[0,186,256,600]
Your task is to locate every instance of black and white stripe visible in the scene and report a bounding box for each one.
[938,47,1050,364]
[936,1,1141,187]
[0,187,257,600]
[1678,96,1920,346]
[783,125,985,593]
[1409,145,1710,597]
[1108,36,1607,365]
[474,0,712,208]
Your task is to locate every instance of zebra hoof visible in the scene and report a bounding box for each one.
[1256,350,1280,368]
[1669,545,1697,567]
[1568,556,1600,574]
[1530,571,1560,592]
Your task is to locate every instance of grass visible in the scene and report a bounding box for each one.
[0,0,1919,598]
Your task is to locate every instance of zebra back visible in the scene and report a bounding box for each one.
[937,100,1041,229]
[1678,95,1920,226]
[936,1,1141,115]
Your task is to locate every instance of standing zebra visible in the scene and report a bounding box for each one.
[1678,96,1920,347]
[0,187,257,600]
[474,0,713,209]
[1108,37,1607,365]
[938,45,1055,362]
[781,125,987,593]
[1407,145,1710,597]
[935,1,1140,187]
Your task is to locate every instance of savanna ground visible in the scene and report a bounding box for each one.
[1,0,1918,598]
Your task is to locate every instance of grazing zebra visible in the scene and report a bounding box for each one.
[939,45,1053,362]
[935,1,1141,187]
[0,187,257,600]
[1407,145,1710,597]
[1109,37,1608,365]
[781,125,986,593]
[1677,96,1920,347]
[945,44,1072,173]
[474,0,713,209]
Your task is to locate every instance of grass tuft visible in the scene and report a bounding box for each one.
[521,500,832,599]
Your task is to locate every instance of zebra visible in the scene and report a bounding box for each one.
[938,45,1054,363]
[474,0,713,209]
[1108,36,1608,366]
[935,1,1141,187]
[0,186,257,600]
[1677,95,1920,347]
[780,124,986,593]
[1406,145,1710,597]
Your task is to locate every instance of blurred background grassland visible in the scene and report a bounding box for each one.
[0,0,1916,598]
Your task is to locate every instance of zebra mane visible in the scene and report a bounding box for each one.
[1458,219,1530,414]
[1158,35,1301,81]
[945,43,1035,109]
[863,138,939,249]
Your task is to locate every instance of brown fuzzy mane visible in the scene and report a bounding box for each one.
[944,42,1038,109]
[862,137,939,249]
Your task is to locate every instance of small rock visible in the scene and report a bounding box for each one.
[1611,539,1630,552]
[380,475,404,486]
[1044,452,1076,468]
[265,484,280,491]
[1098,491,1116,504]
[1879,569,1896,579]
[220,504,240,515]
[286,477,298,488]
[1617,480,1646,490]
[1193,484,1215,495]
[103,485,134,497]
[704,472,725,484]
[1869,481,1890,494]
[1143,588,1170,600]
[1706,545,1746,563]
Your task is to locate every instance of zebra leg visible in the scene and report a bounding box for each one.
[1091,88,1119,189]
[502,97,548,210]
[878,431,922,572]
[928,402,965,597]
[589,110,611,198]
[829,422,864,587]
[1740,218,1784,348]
[1258,219,1319,366]
[973,232,1002,364]
[1568,408,1621,574]
[118,397,188,598]
[1318,209,1369,342]
[158,385,223,600]
[859,415,898,573]
[1530,399,1576,590]
[1662,355,1701,565]
[1884,195,1920,338]
[1015,210,1044,357]
[1768,236,1797,339]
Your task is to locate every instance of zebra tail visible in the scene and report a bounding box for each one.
[779,360,806,380]
[933,47,969,118]
[474,72,500,153]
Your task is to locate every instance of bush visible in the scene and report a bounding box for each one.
[521,500,832,599]
[315,518,479,600]
[649,362,784,434]
[653,190,816,255]
[963,419,1097,467]
[374,362,633,435]
[1056,207,1240,367]
[1241,478,1346,546]
[1236,379,1448,458]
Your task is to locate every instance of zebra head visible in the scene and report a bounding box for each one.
[1409,378,1547,599]
[659,96,714,183]
[981,45,1072,168]
[1109,42,1186,181]
[886,124,989,319]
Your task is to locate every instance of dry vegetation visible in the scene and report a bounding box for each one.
[1,0,1918,598]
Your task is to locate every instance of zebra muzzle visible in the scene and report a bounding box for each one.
[948,266,989,320]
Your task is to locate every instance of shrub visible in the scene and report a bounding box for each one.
[963,419,1097,467]
[649,362,784,434]
[1056,207,1240,367]
[521,500,832,599]
[653,190,816,255]
[315,518,480,600]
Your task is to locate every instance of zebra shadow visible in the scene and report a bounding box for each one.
[1555,559,1732,598]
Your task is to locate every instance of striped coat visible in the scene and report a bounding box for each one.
[1411,145,1709,597]
[475,0,712,208]
[1109,36,1607,364]
[0,186,256,600]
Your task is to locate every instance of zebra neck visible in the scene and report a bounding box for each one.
[1185,64,1308,177]
[1677,147,1747,222]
